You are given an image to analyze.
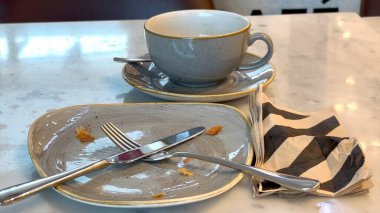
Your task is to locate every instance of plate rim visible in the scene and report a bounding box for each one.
[122,54,277,102]
[27,102,254,207]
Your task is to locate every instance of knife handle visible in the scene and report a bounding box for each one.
[0,160,110,205]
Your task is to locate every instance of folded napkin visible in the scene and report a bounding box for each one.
[249,85,373,197]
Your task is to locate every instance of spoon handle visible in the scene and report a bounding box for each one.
[171,152,320,192]
[113,57,151,63]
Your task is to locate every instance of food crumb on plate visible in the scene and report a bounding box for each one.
[205,125,223,136]
[183,158,192,163]
[75,126,95,142]
[177,168,193,176]
[151,192,165,199]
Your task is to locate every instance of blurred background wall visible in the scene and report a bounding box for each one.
[213,0,379,16]
[214,0,360,15]
[0,0,214,23]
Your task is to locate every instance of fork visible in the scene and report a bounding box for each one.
[101,122,320,192]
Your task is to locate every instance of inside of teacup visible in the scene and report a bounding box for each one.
[145,10,250,38]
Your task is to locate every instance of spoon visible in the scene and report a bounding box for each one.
[145,151,321,192]
[113,57,151,63]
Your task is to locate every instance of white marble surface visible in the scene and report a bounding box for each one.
[363,17,380,34]
[0,12,379,212]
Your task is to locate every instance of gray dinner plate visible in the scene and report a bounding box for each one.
[28,103,253,207]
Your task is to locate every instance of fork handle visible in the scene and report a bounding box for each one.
[172,152,320,192]
[0,160,110,206]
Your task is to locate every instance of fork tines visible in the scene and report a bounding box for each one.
[101,122,142,151]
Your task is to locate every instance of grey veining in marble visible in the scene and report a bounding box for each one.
[0,13,380,213]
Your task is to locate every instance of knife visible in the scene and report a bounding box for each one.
[0,126,206,205]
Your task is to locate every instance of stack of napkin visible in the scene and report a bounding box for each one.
[249,84,373,197]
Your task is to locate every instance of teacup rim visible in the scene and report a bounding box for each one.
[144,9,251,40]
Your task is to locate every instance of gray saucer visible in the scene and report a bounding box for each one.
[122,53,276,102]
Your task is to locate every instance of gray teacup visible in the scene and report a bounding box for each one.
[144,10,273,87]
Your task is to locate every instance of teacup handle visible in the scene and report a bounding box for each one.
[236,33,273,71]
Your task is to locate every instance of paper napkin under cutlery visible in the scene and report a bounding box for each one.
[249,85,373,197]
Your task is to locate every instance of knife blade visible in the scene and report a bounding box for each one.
[0,126,206,205]
[110,126,205,163]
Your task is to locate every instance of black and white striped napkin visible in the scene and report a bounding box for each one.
[249,85,373,197]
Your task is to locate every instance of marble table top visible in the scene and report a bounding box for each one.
[363,17,380,34]
[0,12,379,213]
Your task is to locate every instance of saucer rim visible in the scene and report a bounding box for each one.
[122,53,276,100]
